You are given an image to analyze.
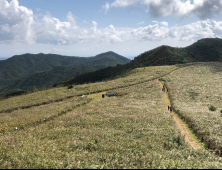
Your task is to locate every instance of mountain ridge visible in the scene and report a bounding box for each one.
[60,38,222,86]
[0,51,130,95]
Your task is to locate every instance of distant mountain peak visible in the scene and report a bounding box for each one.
[60,38,222,86]
[0,51,130,95]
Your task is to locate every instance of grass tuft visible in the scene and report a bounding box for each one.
[209,105,216,111]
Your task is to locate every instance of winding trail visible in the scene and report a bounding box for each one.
[158,79,202,150]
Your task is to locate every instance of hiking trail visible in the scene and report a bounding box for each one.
[158,79,202,150]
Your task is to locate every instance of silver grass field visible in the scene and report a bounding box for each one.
[0,63,222,168]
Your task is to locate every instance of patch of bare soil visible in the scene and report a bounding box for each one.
[158,79,202,150]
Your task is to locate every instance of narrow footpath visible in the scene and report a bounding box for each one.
[158,79,202,150]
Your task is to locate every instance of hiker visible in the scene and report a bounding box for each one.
[102,94,105,98]
[168,105,170,111]
[170,106,172,113]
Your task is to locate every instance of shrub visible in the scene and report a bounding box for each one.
[68,85,73,89]
[5,89,26,98]
[209,105,216,111]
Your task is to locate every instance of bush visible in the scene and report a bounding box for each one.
[209,105,216,111]
[5,89,26,98]
[67,85,73,89]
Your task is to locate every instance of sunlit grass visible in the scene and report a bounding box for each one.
[0,65,179,113]
[1,63,222,168]
[0,96,90,133]
[164,62,222,152]
[0,78,222,168]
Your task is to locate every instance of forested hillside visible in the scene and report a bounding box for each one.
[60,38,222,86]
[0,51,130,95]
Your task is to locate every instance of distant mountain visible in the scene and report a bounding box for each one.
[132,38,222,67]
[60,38,222,86]
[0,51,130,95]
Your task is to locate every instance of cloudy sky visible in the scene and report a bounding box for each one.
[0,0,222,59]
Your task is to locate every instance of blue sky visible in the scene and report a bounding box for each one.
[1,0,222,59]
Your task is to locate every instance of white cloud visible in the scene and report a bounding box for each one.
[0,0,34,43]
[152,20,159,24]
[138,21,145,25]
[160,22,169,27]
[111,0,141,7]
[66,11,76,26]
[32,14,124,44]
[102,3,110,14]
[1,0,222,47]
[105,0,222,19]
[81,20,89,25]
[92,21,98,32]
[131,19,222,41]
[131,23,169,41]
[167,19,219,41]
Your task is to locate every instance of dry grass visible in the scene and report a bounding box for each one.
[0,65,179,113]
[1,64,222,168]
[0,96,91,133]
[163,62,222,153]
[0,78,222,168]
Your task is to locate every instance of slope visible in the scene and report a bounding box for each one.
[60,38,222,86]
[2,64,111,92]
[0,64,222,168]
[0,52,130,93]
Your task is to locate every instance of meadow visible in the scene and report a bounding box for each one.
[0,63,222,168]
[163,62,222,153]
[0,96,91,133]
[0,65,179,113]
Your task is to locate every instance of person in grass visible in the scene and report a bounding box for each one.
[168,105,170,111]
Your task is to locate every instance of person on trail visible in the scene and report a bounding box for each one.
[102,94,105,98]
[168,105,170,111]
[170,106,172,113]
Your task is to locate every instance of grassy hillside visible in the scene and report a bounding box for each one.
[0,51,130,94]
[0,65,179,113]
[0,64,222,168]
[163,62,222,154]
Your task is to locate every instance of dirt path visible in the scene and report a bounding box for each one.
[158,79,202,150]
